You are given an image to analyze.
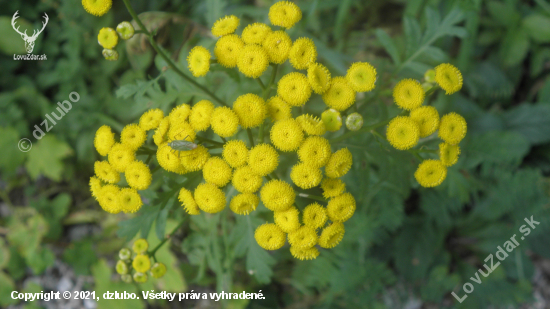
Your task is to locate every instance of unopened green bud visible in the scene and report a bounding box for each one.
[345,113,364,131]
[116,21,135,40]
[132,238,149,254]
[424,69,436,83]
[116,260,129,275]
[422,82,433,93]
[133,272,148,283]
[150,262,167,278]
[102,49,119,61]
[121,274,133,283]
[119,248,132,261]
[321,109,342,132]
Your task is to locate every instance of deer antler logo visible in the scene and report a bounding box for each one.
[11,11,49,54]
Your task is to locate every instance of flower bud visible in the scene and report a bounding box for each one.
[102,49,119,61]
[119,248,132,261]
[424,69,436,83]
[150,262,167,278]
[132,238,149,254]
[345,112,363,131]
[133,272,148,283]
[321,109,342,132]
[116,21,135,40]
[422,82,433,93]
[116,260,129,275]
[121,274,133,283]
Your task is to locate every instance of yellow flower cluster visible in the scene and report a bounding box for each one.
[387,63,466,187]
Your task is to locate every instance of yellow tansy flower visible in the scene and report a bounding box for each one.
[98,184,122,214]
[302,203,328,230]
[94,160,120,184]
[260,179,295,211]
[180,145,210,171]
[290,162,322,189]
[157,143,184,173]
[322,77,356,111]
[297,136,331,167]
[327,193,356,223]
[320,178,345,199]
[187,46,211,77]
[203,157,232,187]
[435,63,463,95]
[438,112,467,145]
[232,93,267,128]
[178,187,200,215]
[346,62,377,92]
[439,142,460,167]
[214,34,244,68]
[242,23,272,45]
[393,79,425,110]
[232,166,263,193]
[290,246,319,260]
[125,160,152,190]
[189,100,215,131]
[211,107,239,138]
[268,1,302,29]
[230,193,259,215]
[169,103,191,124]
[296,114,326,136]
[307,62,331,94]
[153,117,170,146]
[386,116,420,150]
[254,223,286,250]
[82,0,112,16]
[262,30,292,64]
[318,222,345,248]
[98,27,118,49]
[194,183,226,213]
[89,176,102,200]
[94,125,116,156]
[277,72,312,106]
[168,121,195,143]
[237,44,269,78]
[139,109,164,131]
[288,226,317,249]
[222,140,249,168]
[248,143,279,176]
[270,118,304,152]
[410,106,440,138]
[414,159,447,187]
[108,143,136,172]
[289,37,317,70]
[119,188,142,213]
[211,15,240,37]
[266,96,292,122]
[132,255,151,273]
[132,239,148,254]
[325,148,352,178]
[121,124,146,151]
[274,206,300,233]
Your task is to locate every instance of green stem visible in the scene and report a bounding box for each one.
[330,111,406,144]
[151,165,161,174]
[121,0,228,107]
[247,129,255,148]
[148,219,185,257]
[263,64,279,99]
[297,192,325,202]
[256,78,266,91]
[270,172,279,180]
[145,153,153,164]
[409,151,424,162]
[425,85,438,97]
[196,136,224,146]
[258,121,265,143]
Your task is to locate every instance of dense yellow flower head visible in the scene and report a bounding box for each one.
[169,103,191,124]
[132,255,151,273]
[439,142,460,167]
[435,63,463,95]
[121,124,146,151]
[321,109,342,132]
[232,93,267,128]
[125,161,151,190]
[290,162,322,189]
[203,157,233,187]
[132,239,149,254]
[298,136,331,167]
[288,226,317,249]
[98,184,122,214]
[327,193,356,223]
[237,44,269,78]
[325,148,352,178]
[414,159,447,187]
[322,77,356,111]
[98,27,118,49]
[260,179,295,211]
[211,107,239,138]
[410,106,440,137]
[94,125,116,156]
[194,183,226,213]
[254,223,286,250]
[180,145,210,171]
[302,203,328,229]
[438,112,467,145]
[153,117,170,146]
[232,166,263,193]
[120,188,142,213]
[263,30,292,64]
[94,161,120,184]
[307,63,331,94]
[248,143,279,176]
[108,143,135,172]
[168,121,195,143]
[82,0,112,16]
[393,79,425,110]
[214,34,244,68]
[277,72,312,106]
[270,118,304,152]
[290,246,319,260]
[187,46,211,77]
[242,23,272,45]
[178,188,200,215]
[318,222,345,248]
[346,62,377,92]
[211,15,240,37]
[266,96,292,122]
[89,176,102,200]
[222,140,249,168]
[139,109,164,131]
[320,178,345,199]
[386,116,420,150]
[268,1,302,29]
[157,143,184,173]
[230,193,259,215]
[189,100,215,131]
[289,38,317,70]
[274,206,300,233]
[296,114,326,136]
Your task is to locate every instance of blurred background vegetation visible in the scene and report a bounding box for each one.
[1,0,550,308]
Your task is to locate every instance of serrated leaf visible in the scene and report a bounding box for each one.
[523,14,550,43]
[25,135,72,181]
[502,103,550,145]
[117,204,160,240]
[375,29,401,65]
[501,29,530,67]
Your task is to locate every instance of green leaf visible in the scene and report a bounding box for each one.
[502,103,550,145]
[92,259,144,309]
[206,0,227,28]
[375,29,401,65]
[0,126,26,177]
[538,77,550,103]
[500,29,530,67]
[463,131,530,168]
[523,14,550,43]
[235,216,275,284]
[117,204,160,240]
[62,239,98,275]
[25,135,72,181]
[486,1,521,27]
[403,16,422,57]
[0,271,17,306]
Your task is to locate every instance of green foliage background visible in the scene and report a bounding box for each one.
[1,0,550,308]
